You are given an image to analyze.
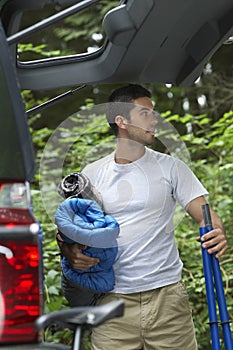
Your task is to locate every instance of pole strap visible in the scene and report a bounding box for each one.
[207,320,232,325]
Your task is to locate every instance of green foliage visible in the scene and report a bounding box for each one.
[16,2,233,347]
[30,107,233,349]
[18,42,61,61]
[30,107,115,346]
[18,43,60,57]
[169,110,233,349]
[52,1,119,55]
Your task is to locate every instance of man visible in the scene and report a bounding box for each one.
[58,84,227,349]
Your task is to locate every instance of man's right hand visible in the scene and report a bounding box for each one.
[58,241,100,270]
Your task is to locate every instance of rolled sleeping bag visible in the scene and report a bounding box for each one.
[57,172,102,208]
[61,244,117,292]
[55,197,119,248]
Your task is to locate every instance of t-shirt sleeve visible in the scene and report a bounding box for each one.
[171,158,208,209]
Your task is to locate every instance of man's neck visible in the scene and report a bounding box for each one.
[115,138,146,164]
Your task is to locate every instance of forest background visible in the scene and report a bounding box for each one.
[18,1,233,349]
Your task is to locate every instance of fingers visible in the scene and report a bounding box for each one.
[201,228,228,259]
[71,251,99,270]
[60,243,99,270]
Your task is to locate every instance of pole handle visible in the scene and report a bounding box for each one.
[202,204,212,228]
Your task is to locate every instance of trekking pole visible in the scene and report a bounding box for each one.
[200,213,220,350]
[200,204,233,350]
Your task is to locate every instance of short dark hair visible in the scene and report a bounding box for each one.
[106,84,152,136]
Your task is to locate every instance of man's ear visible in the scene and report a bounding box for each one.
[115,115,128,128]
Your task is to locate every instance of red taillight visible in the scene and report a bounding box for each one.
[0,208,35,226]
[0,213,42,344]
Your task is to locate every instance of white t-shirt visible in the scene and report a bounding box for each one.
[83,147,208,294]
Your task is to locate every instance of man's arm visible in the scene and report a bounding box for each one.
[186,196,228,259]
[57,233,99,270]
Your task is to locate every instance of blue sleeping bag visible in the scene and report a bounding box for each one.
[55,197,119,292]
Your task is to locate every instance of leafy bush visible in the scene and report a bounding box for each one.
[31,108,233,349]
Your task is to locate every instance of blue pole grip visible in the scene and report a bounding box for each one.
[200,226,220,350]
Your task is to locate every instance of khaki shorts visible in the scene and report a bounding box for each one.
[91,281,197,350]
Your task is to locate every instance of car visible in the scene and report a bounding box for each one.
[2,0,233,90]
[0,0,232,349]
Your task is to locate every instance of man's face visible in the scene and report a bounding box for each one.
[125,97,158,145]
